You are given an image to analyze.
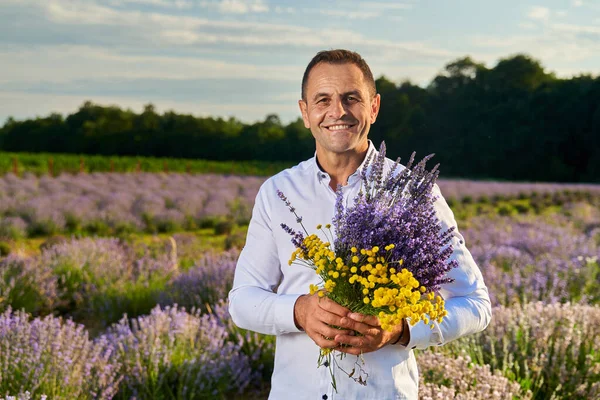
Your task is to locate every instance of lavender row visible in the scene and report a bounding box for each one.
[0,237,240,327]
[0,305,261,399]
[0,172,262,237]
[2,172,600,238]
[3,302,597,399]
[440,302,600,399]
[464,213,600,306]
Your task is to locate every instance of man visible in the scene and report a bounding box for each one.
[229,49,491,399]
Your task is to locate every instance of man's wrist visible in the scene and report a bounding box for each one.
[293,295,306,331]
[391,319,410,346]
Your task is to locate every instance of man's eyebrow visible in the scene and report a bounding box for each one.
[312,92,331,101]
[311,90,363,101]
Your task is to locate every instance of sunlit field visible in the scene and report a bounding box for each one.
[1,171,599,399]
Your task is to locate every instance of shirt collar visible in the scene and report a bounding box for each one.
[313,140,377,185]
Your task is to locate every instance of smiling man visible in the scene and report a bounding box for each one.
[229,49,491,399]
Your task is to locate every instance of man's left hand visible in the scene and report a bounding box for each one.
[333,313,403,355]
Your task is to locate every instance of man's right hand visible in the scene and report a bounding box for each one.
[293,294,353,348]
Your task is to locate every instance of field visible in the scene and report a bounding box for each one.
[1,171,599,399]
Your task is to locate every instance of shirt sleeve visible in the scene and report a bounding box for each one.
[405,184,492,350]
[228,180,303,336]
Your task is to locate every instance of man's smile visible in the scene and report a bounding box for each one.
[323,123,356,132]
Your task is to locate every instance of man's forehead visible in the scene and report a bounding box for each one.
[306,63,368,93]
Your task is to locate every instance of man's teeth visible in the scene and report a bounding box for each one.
[328,125,351,131]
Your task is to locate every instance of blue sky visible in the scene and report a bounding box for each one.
[1,0,599,124]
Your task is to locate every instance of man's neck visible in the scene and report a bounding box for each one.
[316,143,369,190]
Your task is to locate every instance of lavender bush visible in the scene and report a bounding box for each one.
[159,250,238,312]
[40,237,177,326]
[0,255,57,315]
[417,351,530,400]
[105,305,255,399]
[210,300,276,390]
[465,216,600,305]
[0,308,121,399]
[442,302,600,399]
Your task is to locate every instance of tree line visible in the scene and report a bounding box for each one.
[1,54,598,182]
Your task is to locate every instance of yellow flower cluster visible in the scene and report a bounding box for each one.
[289,227,447,332]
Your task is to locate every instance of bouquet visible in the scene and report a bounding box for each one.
[277,142,458,391]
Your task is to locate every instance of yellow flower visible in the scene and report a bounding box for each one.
[363,297,370,304]
[316,224,322,229]
[325,224,331,229]
[351,247,358,253]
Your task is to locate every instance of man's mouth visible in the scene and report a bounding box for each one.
[324,124,355,131]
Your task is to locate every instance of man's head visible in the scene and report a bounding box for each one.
[301,49,376,101]
[299,49,380,157]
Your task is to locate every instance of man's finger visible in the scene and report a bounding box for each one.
[318,323,352,340]
[333,333,367,348]
[347,313,380,327]
[318,296,351,317]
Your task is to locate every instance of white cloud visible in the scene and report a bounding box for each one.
[552,22,600,35]
[0,45,302,84]
[319,9,381,19]
[358,2,413,10]
[274,6,295,14]
[108,0,194,8]
[6,0,452,61]
[528,6,551,21]
[199,0,269,14]
[572,0,583,7]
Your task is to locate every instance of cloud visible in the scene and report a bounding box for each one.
[572,0,583,7]
[528,6,551,21]
[319,9,381,19]
[358,2,413,10]
[0,45,303,84]
[200,0,269,14]
[0,0,452,61]
[108,0,194,8]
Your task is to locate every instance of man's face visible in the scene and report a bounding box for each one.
[299,62,380,156]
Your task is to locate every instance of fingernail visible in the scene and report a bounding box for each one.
[349,313,361,320]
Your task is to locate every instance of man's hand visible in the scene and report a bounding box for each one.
[332,313,406,355]
[294,294,353,349]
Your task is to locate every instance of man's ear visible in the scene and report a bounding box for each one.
[370,93,381,124]
[298,99,310,129]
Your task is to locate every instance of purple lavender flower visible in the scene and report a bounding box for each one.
[0,308,121,399]
[333,142,457,291]
[104,304,255,398]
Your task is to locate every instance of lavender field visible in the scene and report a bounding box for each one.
[1,172,599,399]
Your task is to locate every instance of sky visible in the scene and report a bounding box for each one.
[1,0,599,125]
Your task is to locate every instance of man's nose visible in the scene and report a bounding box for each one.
[326,98,347,119]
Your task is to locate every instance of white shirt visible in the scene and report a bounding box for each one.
[229,142,492,400]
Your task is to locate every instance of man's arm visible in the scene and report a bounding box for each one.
[228,182,303,336]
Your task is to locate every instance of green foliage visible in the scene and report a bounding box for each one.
[0,242,10,257]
